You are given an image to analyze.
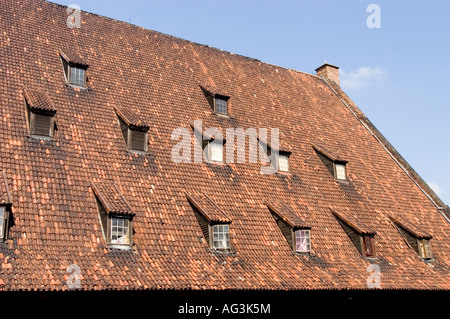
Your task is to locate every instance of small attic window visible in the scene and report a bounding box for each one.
[294,229,311,253]
[332,210,376,258]
[114,106,149,153]
[214,96,228,115]
[211,224,230,250]
[265,201,311,254]
[389,215,433,261]
[203,139,223,163]
[111,216,131,245]
[0,206,9,241]
[199,84,230,116]
[418,239,433,260]
[185,192,232,252]
[60,49,88,88]
[313,144,348,181]
[24,90,56,138]
[91,181,135,250]
[278,152,290,172]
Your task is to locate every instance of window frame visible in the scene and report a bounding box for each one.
[29,111,55,138]
[361,235,375,257]
[214,96,228,115]
[108,215,133,249]
[0,205,10,241]
[417,239,433,260]
[277,152,290,173]
[62,58,87,88]
[334,162,347,180]
[204,139,224,163]
[210,223,230,251]
[293,229,311,253]
[127,128,148,153]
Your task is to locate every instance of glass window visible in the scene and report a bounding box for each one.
[215,97,227,114]
[335,163,346,180]
[278,153,289,172]
[212,224,230,249]
[363,236,375,257]
[0,206,5,238]
[418,239,432,259]
[111,217,130,245]
[209,141,223,162]
[295,229,311,253]
[69,66,86,86]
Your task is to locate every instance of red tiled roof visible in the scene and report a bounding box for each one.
[0,0,448,293]
[388,213,432,239]
[0,171,12,205]
[186,192,231,223]
[312,142,347,163]
[24,89,57,114]
[331,208,375,235]
[265,200,310,229]
[91,181,135,216]
[113,105,149,131]
[59,48,88,67]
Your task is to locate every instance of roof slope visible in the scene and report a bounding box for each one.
[0,0,448,292]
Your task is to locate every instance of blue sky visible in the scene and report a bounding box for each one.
[54,0,450,204]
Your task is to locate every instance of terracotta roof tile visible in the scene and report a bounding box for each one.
[91,181,135,216]
[114,105,149,131]
[265,200,310,229]
[388,213,432,239]
[59,48,88,67]
[0,171,12,205]
[185,192,231,223]
[23,89,57,114]
[0,0,448,293]
[331,208,375,235]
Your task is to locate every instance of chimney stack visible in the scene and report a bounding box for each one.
[315,62,340,86]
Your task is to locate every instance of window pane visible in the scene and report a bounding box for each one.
[335,164,346,180]
[210,141,223,162]
[278,154,289,172]
[0,207,4,238]
[295,229,310,252]
[110,217,130,245]
[215,98,227,114]
[70,67,85,86]
[212,224,230,249]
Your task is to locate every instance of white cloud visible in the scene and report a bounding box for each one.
[340,66,387,90]
[428,182,443,197]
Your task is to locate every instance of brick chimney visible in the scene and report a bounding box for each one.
[315,62,340,86]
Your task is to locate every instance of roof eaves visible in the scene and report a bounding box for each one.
[331,208,375,235]
[23,89,57,114]
[90,180,135,217]
[265,200,310,229]
[387,213,432,240]
[185,191,231,224]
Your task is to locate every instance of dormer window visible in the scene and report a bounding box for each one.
[331,209,376,258]
[277,152,290,172]
[312,144,348,181]
[114,106,149,153]
[24,90,56,138]
[389,214,433,261]
[91,181,135,250]
[0,170,12,242]
[199,84,230,116]
[186,192,232,252]
[203,139,223,163]
[214,96,228,115]
[294,229,311,253]
[265,201,311,254]
[68,66,86,87]
[211,224,230,249]
[0,206,8,241]
[59,49,88,88]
